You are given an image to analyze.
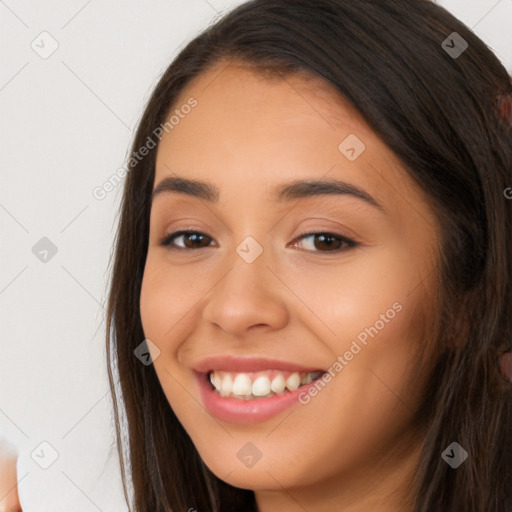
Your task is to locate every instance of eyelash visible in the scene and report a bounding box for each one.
[158,229,358,254]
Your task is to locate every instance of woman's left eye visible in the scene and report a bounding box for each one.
[289,232,357,253]
[159,230,357,253]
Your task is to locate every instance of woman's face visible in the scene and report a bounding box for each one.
[140,61,439,506]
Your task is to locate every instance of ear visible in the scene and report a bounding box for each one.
[496,91,512,126]
[498,351,512,382]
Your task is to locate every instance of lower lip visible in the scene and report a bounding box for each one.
[195,371,323,424]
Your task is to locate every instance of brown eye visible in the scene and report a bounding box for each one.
[160,230,213,250]
[290,232,357,253]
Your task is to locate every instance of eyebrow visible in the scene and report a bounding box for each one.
[151,176,383,210]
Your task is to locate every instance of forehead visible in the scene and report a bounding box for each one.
[153,60,425,211]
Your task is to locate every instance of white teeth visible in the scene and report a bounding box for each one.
[209,369,323,399]
[286,372,301,391]
[220,373,233,397]
[232,373,252,396]
[252,376,271,397]
[270,373,285,394]
[211,372,222,390]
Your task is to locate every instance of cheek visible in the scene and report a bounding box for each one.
[253,247,430,462]
[139,252,212,342]
[276,243,428,343]
[139,254,213,424]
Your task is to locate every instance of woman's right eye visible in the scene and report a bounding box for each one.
[159,230,214,250]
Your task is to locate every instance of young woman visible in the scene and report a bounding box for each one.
[105,0,512,510]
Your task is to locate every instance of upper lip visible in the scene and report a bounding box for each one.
[192,355,325,374]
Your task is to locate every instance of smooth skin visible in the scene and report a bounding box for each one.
[0,454,22,512]
[140,60,441,512]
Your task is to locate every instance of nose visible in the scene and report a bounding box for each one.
[201,252,289,337]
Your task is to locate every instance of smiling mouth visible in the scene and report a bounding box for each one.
[206,369,326,400]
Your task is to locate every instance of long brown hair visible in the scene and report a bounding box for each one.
[105,1,512,510]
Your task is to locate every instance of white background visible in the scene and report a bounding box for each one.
[0,1,510,510]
